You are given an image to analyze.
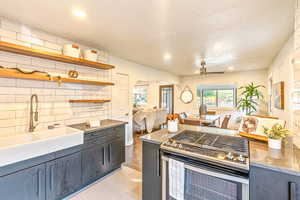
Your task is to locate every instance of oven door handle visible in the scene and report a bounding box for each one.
[162,156,248,184]
[184,164,249,185]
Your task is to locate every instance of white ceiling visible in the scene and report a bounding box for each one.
[0,0,295,75]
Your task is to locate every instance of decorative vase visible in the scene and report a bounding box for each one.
[268,138,282,149]
[168,120,178,133]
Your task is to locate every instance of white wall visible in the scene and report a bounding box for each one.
[267,36,294,128]
[175,70,268,114]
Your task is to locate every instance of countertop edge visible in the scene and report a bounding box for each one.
[140,137,164,145]
[68,119,127,134]
[83,122,127,134]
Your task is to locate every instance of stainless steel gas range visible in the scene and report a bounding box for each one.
[160,130,249,200]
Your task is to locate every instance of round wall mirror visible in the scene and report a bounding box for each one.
[180,88,193,104]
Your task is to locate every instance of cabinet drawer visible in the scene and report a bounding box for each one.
[84,126,125,142]
[84,129,113,141]
[83,136,110,149]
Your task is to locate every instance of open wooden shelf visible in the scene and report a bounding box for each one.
[0,41,115,70]
[0,68,114,86]
[69,99,111,103]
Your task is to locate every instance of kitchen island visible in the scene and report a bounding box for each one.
[141,124,300,200]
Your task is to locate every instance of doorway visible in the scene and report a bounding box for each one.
[159,85,174,114]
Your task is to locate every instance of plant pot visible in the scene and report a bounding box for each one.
[268,138,282,149]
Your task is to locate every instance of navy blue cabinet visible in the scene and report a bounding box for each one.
[250,166,300,200]
[46,152,82,200]
[82,144,106,185]
[107,139,125,170]
[0,164,46,200]
[142,141,162,200]
[82,126,125,186]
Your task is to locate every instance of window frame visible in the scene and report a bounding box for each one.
[200,88,237,108]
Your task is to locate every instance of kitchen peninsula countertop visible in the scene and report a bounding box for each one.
[141,125,300,176]
[69,119,127,133]
[249,138,300,176]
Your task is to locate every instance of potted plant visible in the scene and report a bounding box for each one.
[237,82,265,115]
[263,123,289,149]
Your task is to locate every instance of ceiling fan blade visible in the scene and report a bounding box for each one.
[206,71,225,74]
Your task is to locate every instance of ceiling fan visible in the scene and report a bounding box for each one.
[199,60,224,75]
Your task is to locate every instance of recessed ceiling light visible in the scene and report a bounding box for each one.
[214,43,223,51]
[228,66,234,71]
[72,9,86,18]
[164,53,172,61]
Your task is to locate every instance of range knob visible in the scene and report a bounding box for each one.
[226,152,234,160]
[171,140,177,147]
[237,155,246,162]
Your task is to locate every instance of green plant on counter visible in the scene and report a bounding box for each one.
[263,123,290,139]
[237,82,265,115]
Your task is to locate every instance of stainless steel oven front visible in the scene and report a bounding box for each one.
[162,155,249,200]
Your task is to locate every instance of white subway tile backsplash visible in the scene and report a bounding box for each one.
[32,44,61,54]
[44,41,62,51]
[32,57,56,68]
[0,110,15,119]
[0,60,17,68]
[0,18,111,136]
[1,19,22,32]
[0,78,16,87]
[0,37,32,47]
[0,95,15,103]
[16,79,46,88]
[0,28,16,39]
[17,33,44,46]
[0,51,32,65]
[0,127,16,137]
[31,29,57,43]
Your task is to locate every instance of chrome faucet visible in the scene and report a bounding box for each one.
[29,94,39,132]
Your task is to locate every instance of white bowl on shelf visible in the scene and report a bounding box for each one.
[83,49,98,62]
[63,44,81,58]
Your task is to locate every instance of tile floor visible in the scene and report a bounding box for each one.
[67,166,142,200]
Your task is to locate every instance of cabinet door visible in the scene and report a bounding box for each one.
[107,139,125,170]
[142,141,162,200]
[0,164,46,200]
[82,144,106,186]
[250,166,300,200]
[46,152,82,200]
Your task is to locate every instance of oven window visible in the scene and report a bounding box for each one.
[184,169,241,200]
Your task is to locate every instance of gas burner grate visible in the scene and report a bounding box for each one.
[195,134,219,146]
[212,136,248,154]
[172,131,205,144]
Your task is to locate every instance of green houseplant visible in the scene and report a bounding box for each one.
[237,82,265,115]
[263,123,289,149]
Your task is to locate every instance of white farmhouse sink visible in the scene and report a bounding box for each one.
[0,127,83,167]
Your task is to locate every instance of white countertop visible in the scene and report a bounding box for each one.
[0,126,84,167]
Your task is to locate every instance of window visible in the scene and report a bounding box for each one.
[197,84,236,108]
[133,87,148,105]
[203,89,217,107]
